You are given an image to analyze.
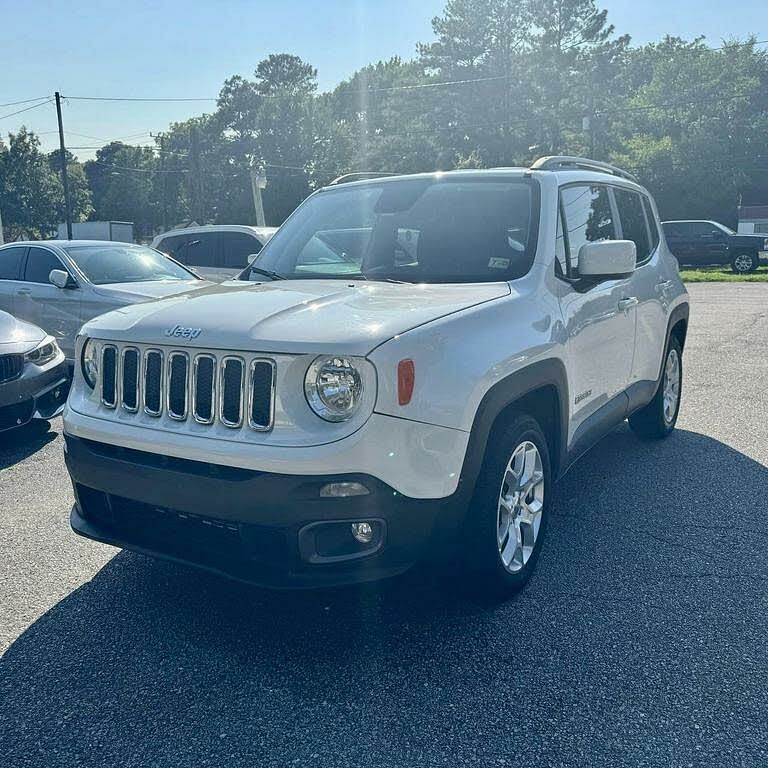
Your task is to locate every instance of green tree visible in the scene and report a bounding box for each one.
[0,128,91,239]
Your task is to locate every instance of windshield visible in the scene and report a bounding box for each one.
[240,177,538,283]
[62,244,196,285]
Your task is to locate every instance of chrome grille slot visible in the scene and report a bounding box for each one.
[101,345,118,408]
[193,354,216,424]
[143,350,163,416]
[249,359,275,430]
[121,348,139,412]
[219,357,244,427]
[167,352,189,420]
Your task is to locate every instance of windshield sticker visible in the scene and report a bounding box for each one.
[488,257,510,269]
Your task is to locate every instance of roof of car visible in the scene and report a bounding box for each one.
[321,165,646,193]
[661,220,717,224]
[152,225,278,240]
[0,239,141,248]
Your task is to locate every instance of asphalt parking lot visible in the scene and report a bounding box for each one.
[1,282,767,767]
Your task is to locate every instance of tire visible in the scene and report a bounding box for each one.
[731,251,759,274]
[464,414,551,597]
[628,335,682,439]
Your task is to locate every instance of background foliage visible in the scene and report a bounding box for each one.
[1,0,767,240]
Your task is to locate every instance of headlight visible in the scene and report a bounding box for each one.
[24,336,59,366]
[81,338,99,389]
[304,356,364,422]
[763,238,768,251]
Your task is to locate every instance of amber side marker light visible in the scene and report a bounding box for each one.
[398,359,415,405]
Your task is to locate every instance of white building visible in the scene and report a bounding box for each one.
[737,205,768,234]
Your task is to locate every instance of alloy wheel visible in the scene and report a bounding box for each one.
[733,253,754,273]
[662,348,681,425]
[496,441,544,573]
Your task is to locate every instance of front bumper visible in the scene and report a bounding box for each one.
[0,358,69,431]
[64,435,466,588]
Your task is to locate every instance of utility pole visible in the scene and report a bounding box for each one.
[189,125,202,224]
[249,164,267,227]
[151,132,168,231]
[55,91,73,240]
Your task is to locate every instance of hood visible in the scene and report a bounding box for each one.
[0,310,46,353]
[82,279,510,355]
[92,278,212,303]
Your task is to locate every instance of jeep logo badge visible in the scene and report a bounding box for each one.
[164,325,202,340]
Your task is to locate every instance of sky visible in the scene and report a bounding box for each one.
[0,0,764,160]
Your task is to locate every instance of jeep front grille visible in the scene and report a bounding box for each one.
[100,345,275,432]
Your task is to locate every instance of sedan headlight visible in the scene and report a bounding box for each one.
[81,338,99,389]
[763,237,768,251]
[24,336,59,366]
[304,356,364,422]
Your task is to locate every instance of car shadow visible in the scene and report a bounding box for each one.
[2,426,767,766]
[0,418,58,470]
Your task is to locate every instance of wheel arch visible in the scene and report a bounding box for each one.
[457,358,569,502]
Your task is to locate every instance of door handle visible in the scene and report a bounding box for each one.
[656,280,673,292]
[16,288,32,296]
[618,297,639,312]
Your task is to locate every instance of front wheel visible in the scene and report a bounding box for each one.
[465,414,551,597]
[731,251,759,274]
[628,336,682,439]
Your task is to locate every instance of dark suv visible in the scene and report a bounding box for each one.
[662,220,767,274]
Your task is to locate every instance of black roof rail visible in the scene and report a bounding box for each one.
[328,171,397,186]
[530,155,639,183]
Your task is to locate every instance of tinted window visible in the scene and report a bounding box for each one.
[244,179,537,283]
[24,247,65,284]
[555,205,568,277]
[615,188,651,263]
[220,232,261,269]
[643,197,660,250]
[689,222,715,236]
[0,246,25,280]
[160,233,219,267]
[62,244,194,285]
[560,185,616,272]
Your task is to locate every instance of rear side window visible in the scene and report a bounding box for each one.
[614,188,651,264]
[220,232,261,269]
[0,246,25,280]
[23,247,65,284]
[642,197,660,250]
[160,233,219,267]
[560,185,616,273]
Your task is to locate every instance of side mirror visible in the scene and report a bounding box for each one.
[49,269,76,289]
[247,253,259,264]
[577,240,636,279]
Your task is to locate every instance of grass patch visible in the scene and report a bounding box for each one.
[680,264,768,283]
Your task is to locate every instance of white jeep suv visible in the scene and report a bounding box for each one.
[63,157,689,594]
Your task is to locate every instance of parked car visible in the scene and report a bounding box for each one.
[63,156,688,596]
[0,240,212,365]
[661,219,768,273]
[0,310,68,432]
[152,225,278,282]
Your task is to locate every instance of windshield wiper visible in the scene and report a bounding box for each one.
[248,266,286,281]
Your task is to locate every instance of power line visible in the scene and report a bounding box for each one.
[0,95,50,108]
[63,95,217,103]
[0,98,54,122]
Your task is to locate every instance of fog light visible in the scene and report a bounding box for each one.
[351,521,374,544]
[319,482,369,498]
